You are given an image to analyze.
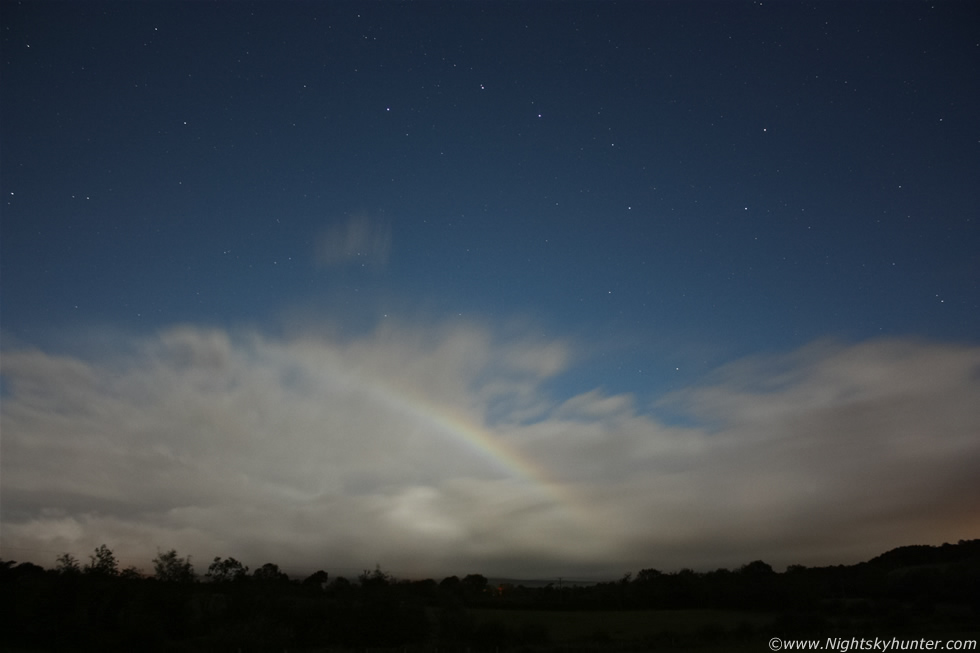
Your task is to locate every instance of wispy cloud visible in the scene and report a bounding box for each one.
[314,215,392,270]
[1,324,977,578]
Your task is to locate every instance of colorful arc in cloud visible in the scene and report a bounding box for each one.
[357,378,575,514]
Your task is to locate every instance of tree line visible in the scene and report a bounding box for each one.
[2,539,977,651]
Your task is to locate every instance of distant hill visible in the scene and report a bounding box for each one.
[864,538,980,571]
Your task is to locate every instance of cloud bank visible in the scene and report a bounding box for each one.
[2,321,978,578]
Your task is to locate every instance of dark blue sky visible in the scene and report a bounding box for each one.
[5,1,976,351]
[2,2,978,576]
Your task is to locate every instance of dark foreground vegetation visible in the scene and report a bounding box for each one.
[2,540,978,651]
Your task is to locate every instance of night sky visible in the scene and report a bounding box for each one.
[1,1,978,580]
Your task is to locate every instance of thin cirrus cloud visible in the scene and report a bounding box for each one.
[314,215,392,270]
[1,321,978,578]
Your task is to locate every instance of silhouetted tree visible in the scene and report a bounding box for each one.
[407,577,439,603]
[84,544,118,576]
[461,573,489,594]
[2,538,978,652]
[740,560,775,575]
[440,575,461,594]
[10,561,45,577]
[153,549,196,583]
[55,552,80,574]
[635,567,663,583]
[120,565,144,579]
[328,575,353,599]
[303,569,329,589]
[358,564,391,589]
[253,562,288,582]
[206,556,249,582]
[632,567,667,607]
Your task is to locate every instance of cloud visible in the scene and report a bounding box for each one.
[314,215,392,270]
[1,324,978,578]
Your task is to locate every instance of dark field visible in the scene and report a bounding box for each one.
[2,540,978,651]
[462,607,775,648]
